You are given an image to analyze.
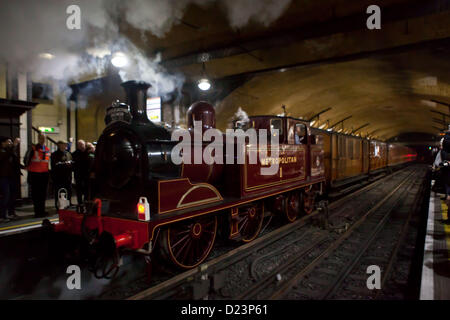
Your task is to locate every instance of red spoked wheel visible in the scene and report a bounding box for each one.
[237,203,264,243]
[303,187,316,215]
[285,192,300,223]
[160,215,217,269]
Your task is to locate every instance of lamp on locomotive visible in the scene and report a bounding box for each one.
[137,197,150,221]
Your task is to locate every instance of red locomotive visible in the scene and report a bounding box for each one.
[45,80,416,273]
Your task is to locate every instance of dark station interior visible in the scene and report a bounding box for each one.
[0,0,449,307]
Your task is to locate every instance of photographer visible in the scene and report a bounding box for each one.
[50,140,73,209]
[0,136,22,222]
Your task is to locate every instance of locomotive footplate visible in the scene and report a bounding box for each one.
[48,205,150,252]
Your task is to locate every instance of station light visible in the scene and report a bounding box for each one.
[198,78,211,91]
[111,52,128,68]
[86,47,111,58]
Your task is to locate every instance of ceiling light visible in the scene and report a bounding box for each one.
[198,78,211,91]
[421,100,437,108]
[319,123,326,129]
[111,52,128,68]
[39,53,55,60]
[87,47,111,58]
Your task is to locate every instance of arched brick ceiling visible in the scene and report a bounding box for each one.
[122,0,408,60]
[215,48,450,140]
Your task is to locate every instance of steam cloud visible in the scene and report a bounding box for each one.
[0,0,291,99]
[221,0,292,29]
[231,107,250,129]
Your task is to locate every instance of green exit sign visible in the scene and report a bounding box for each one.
[38,126,59,133]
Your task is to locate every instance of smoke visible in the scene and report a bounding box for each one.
[0,0,291,100]
[230,107,250,129]
[0,0,115,98]
[122,0,214,38]
[116,41,186,99]
[221,0,292,29]
[121,0,292,37]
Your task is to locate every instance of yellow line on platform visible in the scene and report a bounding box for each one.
[0,218,58,232]
[440,201,450,260]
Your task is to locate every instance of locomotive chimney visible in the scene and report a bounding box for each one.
[121,80,151,124]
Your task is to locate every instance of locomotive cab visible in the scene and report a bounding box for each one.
[249,115,310,145]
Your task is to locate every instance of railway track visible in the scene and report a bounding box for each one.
[124,165,424,300]
[270,166,427,300]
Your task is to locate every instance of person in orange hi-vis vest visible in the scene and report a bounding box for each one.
[25,133,50,217]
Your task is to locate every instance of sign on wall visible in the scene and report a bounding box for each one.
[146,97,161,123]
[38,126,60,134]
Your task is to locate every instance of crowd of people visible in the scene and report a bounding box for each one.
[0,133,96,223]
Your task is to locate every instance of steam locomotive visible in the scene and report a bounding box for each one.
[45,80,416,274]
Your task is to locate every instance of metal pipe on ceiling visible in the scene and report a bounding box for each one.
[351,123,370,134]
[329,116,352,129]
[308,107,332,122]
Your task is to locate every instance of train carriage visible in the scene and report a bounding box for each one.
[310,128,416,192]
[388,143,417,167]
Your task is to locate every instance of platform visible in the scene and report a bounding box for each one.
[0,197,75,237]
[420,188,450,300]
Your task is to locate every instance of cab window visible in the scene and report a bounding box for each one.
[270,118,283,137]
[288,121,307,144]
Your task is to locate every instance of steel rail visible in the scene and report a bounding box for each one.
[372,177,427,300]
[319,171,423,299]
[269,169,417,299]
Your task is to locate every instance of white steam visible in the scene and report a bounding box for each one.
[123,0,214,38]
[121,0,292,37]
[230,107,250,129]
[221,0,292,29]
[116,41,186,99]
[0,0,291,100]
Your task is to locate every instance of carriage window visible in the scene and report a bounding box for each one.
[354,141,361,159]
[348,139,354,159]
[314,134,324,145]
[338,136,346,158]
[374,144,380,157]
[270,119,283,136]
